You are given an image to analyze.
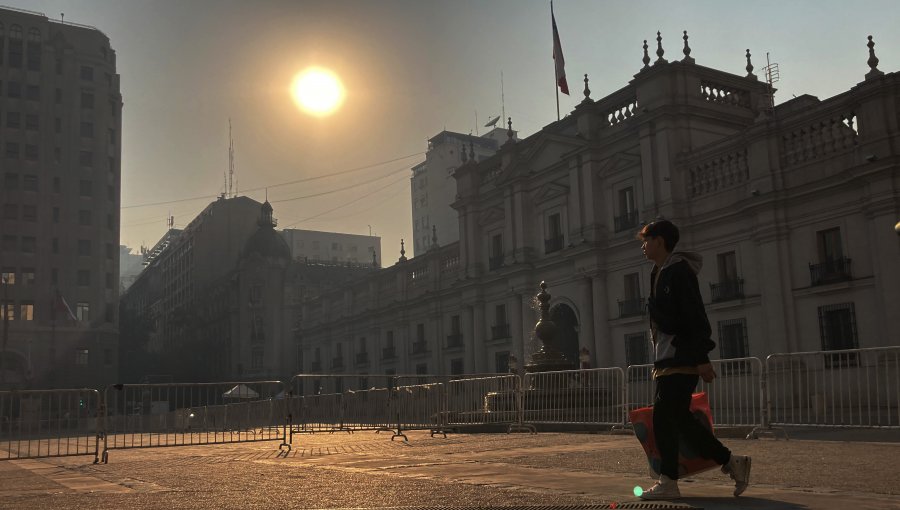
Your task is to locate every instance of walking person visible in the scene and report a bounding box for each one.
[637,219,751,500]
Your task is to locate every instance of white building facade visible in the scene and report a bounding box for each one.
[296,36,900,378]
[280,229,381,267]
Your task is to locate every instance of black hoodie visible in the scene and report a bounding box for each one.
[648,251,716,369]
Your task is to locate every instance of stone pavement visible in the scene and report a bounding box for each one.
[0,430,898,509]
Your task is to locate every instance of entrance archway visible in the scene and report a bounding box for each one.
[549,303,579,365]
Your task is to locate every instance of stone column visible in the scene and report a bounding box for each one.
[591,273,613,366]
[578,276,595,367]
[472,302,485,373]
[462,305,475,373]
[509,293,525,372]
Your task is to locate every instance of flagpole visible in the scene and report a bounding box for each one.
[553,1,560,121]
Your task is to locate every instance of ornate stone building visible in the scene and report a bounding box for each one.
[296,34,900,377]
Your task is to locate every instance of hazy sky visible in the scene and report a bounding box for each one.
[5,0,898,262]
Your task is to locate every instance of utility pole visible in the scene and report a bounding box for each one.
[1,272,9,387]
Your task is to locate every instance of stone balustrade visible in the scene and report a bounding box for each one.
[780,111,858,167]
[688,148,750,197]
[700,80,751,108]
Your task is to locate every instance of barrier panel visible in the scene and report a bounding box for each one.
[0,388,101,462]
[522,368,626,427]
[443,374,520,429]
[287,374,396,436]
[102,381,287,462]
[766,347,900,428]
[627,358,764,428]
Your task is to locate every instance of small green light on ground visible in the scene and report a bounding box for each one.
[633,485,643,497]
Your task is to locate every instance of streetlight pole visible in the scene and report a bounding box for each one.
[1,273,9,387]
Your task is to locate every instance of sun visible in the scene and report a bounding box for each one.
[291,67,345,117]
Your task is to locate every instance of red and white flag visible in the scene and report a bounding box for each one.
[551,3,569,95]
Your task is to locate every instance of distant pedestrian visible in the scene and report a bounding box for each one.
[637,219,751,500]
[579,346,591,370]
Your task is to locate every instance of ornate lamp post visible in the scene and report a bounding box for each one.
[524,281,576,373]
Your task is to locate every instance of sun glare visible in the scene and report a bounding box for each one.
[291,67,345,117]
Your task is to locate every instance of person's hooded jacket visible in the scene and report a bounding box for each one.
[648,251,715,369]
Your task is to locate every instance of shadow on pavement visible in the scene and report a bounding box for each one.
[680,496,808,509]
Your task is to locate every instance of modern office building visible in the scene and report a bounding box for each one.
[280,228,381,267]
[296,35,900,378]
[410,128,512,257]
[0,6,122,389]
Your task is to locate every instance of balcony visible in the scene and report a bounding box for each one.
[491,324,510,340]
[544,235,564,254]
[311,361,322,372]
[488,255,504,271]
[446,333,463,349]
[614,210,639,233]
[331,357,344,370]
[355,352,369,366]
[382,346,396,360]
[410,340,429,355]
[617,297,645,318]
[809,258,852,286]
[710,278,745,302]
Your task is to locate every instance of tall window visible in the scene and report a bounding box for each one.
[624,273,641,300]
[625,332,650,366]
[450,358,464,376]
[495,304,507,326]
[76,303,90,322]
[251,348,264,370]
[545,212,564,253]
[416,323,425,343]
[618,187,635,216]
[385,330,394,349]
[818,303,858,367]
[489,233,503,270]
[717,252,738,281]
[450,315,460,335]
[495,351,510,373]
[615,186,638,232]
[718,318,748,359]
[0,301,14,321]
[74,349,89,366]
[20,303,33,321]
[817,228,843,262]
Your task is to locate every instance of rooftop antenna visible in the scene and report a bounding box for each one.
[167,213,174,229]
[500,71,506,131]
[474,110,479,136]
[228,119,235,198]
[762,52,779,111]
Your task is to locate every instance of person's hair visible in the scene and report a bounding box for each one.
[637,219,679,252]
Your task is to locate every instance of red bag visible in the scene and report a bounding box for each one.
[629,391,719,478]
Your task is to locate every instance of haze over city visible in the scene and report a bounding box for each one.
[4,0,899,258]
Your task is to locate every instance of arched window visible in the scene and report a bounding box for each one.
[8,25,23,68]
[27,27,40,42]
[10,24,23,40]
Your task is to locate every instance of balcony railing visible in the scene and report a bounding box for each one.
[617,298,645,318]
[544,235,564,254]
[311,361,321,372]
[809,257,852,286]
[382,346,396,360]
[410,341,429,355]
[488,255,504,271]
[710,278,745,302]
[491,324,510,340]
[614,210,639,233]
[331,357,344,369]
[446,333,463,349]
[355,352,369,365]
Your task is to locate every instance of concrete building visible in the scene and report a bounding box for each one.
[280,228,381,267]
[119,197,376,382]
[0,6,122,389]
[118,244,143,292]
[410,128,513,257]
[296,34,899,378]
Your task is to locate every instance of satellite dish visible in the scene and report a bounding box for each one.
[484,115,500,128]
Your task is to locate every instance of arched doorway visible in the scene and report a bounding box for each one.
[549,303,579,365]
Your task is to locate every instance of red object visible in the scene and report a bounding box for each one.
[551,4,569,95]
[629,392,720,478]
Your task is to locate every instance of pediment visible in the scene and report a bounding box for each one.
[477,206,505,226]
[533,181,569,204]
[596,151,642,176]
[492,133,583,184]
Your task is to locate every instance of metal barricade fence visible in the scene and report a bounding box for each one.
[0,388,101,462]
[766,347,900,428]
[287,374,396,436]
[101,381,287,463]
[445,374,520,429]
[626,358,764,428]
[522,368,626,427]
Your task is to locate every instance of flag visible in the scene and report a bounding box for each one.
[551,3,569,95]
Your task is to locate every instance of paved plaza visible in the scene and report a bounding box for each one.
[0,430,898,509]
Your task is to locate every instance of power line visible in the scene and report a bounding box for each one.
[120,151,424,210]
[281,175,409,229]
[270,165,408,204]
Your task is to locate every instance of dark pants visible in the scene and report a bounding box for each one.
[654,373,731,480]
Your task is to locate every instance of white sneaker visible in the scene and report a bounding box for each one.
[639,474,681,500]
[723,454,751,496]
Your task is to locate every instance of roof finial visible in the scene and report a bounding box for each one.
[745,49,757,80]
[398,239,407,262]
[372,249,378,268]
[866,35,884,79]
[642,39,650,69]
[682,30,694,63]
[507,117,514,141]
[581,73,592,103]
[654,31,667,65]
